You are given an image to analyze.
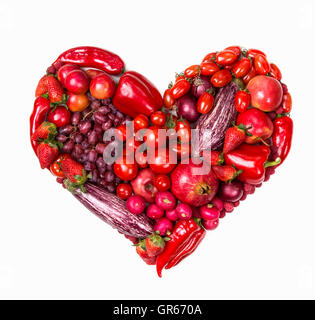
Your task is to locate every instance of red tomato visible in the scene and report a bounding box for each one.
[197,92,214,114]
[116,124,127,141]
[254,54,270,75]
[163,89,176,109]
[211,69,232,87]
[89,73,116,99]
[269,63,282,81]
[175,119,191,144]
[154,174,171,191]
[246,48,266,59]
[48,106,71,128]
[149,149,176,174]
[64,69,90,94]
[163,114,178,130]
[67,92,89,112]
[135,150,148,168]
[170,79,191,99]
[144,125,166,148]
[234,91,251,113]
[184,65,200,78]
[224,46,241,59]
[114,157,138,181]
[242,66,257,84]
[200,61,220,76]
[50,154,71,178]
[134,114,149,130]
[150,111,166,126]
[170,142,191,160]
[216,50,238,66]
[202,52,217,63]
[126,136,141,152]
[116,183,133,200]
[281,92,292,113]
[232,58,252,78]
[57,64,80,86]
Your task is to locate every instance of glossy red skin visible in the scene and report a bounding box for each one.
[246,48,266,59]
[272,116,293,166]
[57,64,80,85]
[184,65,200,78]
[150,111,166,126]
[242,66,257,84]
[197,92,214,114]
[134,114,149,130]
[202,52,217,63]
[237,108,274,144]
[114,157,138,181]
[113,71,163,118]
[89,73,116,99]
[149,149,176,174]
[216,50,238,66]
[254,54,270,75]
[170,143,191,160]
[234,91,250,113]
[224,144,271,185]
[30,96,51,154]
[281,92,292,113]
[224,46,241,59]
[175,120,191,144]
[211,69,232,87]
[85,68,105,79]
[65,69,90,94]
[200,61,220,76]
[170,79,191,99]
[53,46,125,75]
[163,89,175,109]
[67,92,89,112]
[247,75,283,112]
[50,154,71,178]
[144,125,166,148]
[170,160,219,207]
[48,106,71,128]
[116,183,133,200]
[154,174,171,191]
[269,63,282,81]
[232,58,251,78]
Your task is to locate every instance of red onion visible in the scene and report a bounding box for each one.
[192,75,213,98]
[218,181,243,202]
[177,94,199,122]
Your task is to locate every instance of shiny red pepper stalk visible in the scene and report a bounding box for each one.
[156,219,204,277]
[30,96,51,154]
[272,116,293,167]
[113,71,163,118]
[53,46,125,75]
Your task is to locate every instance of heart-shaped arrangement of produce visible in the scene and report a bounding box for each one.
[30,46,293,277]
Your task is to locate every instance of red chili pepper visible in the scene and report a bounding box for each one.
[30,96,51,154]
[224,144,280,185]
[156,219,201,277]
[165,228,205,269]
[53,46,125,75]
[113,71,163,118]
[272,116,293,167]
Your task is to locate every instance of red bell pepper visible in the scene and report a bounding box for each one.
[224,144,280,185]
[30,96,51,154]
[53,46,125,75]
[272,116,293,167]
[113,71,163,118]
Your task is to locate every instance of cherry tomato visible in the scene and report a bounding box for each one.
[281,92,292,113]
[170,142,191,160]
[65,69,90,94]
[202,52,217,63]
[154,174,171,191]
[149,148,176,174]
[48,106,71,128]
[246,48,266,59]
[135,150,148,168]
[150,111,166,127]
[254,54,270,75]
[50,154,71,178]
[216,50,238,66]
[224,46,241,59]
[116,124,127,141]
[67,92,89,112]
[116,183,133,200]
[175,119,191,144]
[163,89,176,109]
[197,92,214,114]
[163,114,178,129]
[234,91,251,113]
[134,114,149,131]
[200,61,220,76]
[269,63,282,81]
[232,58,252,78]
[170,79,191,99]
[114,156,138,181]
[242,66,257,84]
[89,73,116,99]
[211,69,232,87]
[144,125,166,148]
[126,136,141,152]
[184,65,200,78]
[175,75,185,83]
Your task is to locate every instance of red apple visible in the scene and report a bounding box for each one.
[171,160,219,207]
[57,64,80,86]
[65,69,90,94]
[237,108,274,144]
[247,75,283,112]
[131,168,158,203]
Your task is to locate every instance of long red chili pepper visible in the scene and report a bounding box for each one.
[53,46,125,75]
[165,228,206,269]
[156,219,200,277]
[272,116,293,167]
[30,96,51,154]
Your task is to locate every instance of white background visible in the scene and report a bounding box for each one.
[0,0,314,300]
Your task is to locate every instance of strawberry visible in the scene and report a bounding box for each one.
[37,141,59,169]
[223,124,251,154]
[136,240,157,265]
[145,234,165,257]
[212,165,242,182]
[46,75,64,103]
[202,150,224,166]
[31,121,57,142]
[35,75,48,97]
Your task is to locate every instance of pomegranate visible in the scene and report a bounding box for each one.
[170,160,219,207]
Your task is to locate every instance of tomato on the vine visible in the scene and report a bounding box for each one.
[163,114,178,129]
[200,61,220,76]
[234,91,251,113]
[269,63,282,81]
[232,58,252,78]
[175,119,191,144]
[134,114,149,131]
[281,92,292,113]
[116,183,133,200]
[170,79,191,99]
[184,65,200,78]
[197,92,214,114]
[114,156,138,181]
[211,69,232,87]
[150,111,166,127]
[216,50,238,66]
[163,88,175,109]
[254,54,270,75]
[154,174,171,192]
